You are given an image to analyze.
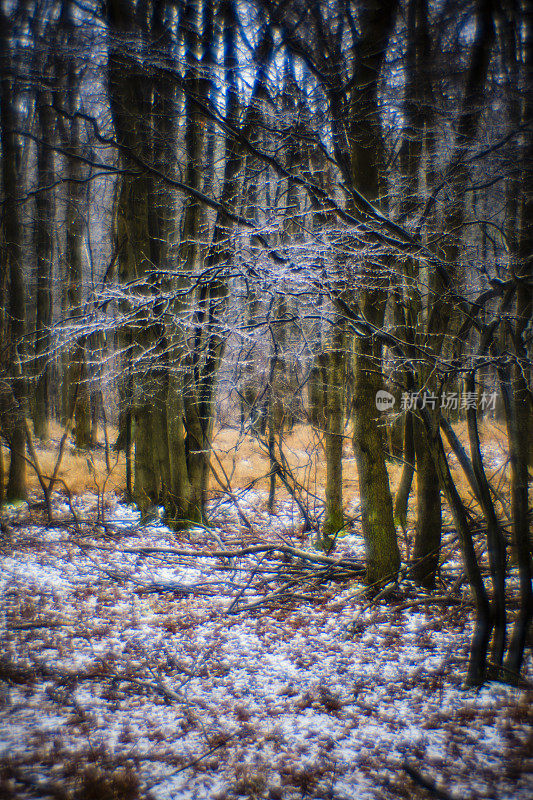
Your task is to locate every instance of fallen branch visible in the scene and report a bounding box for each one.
[74,540,366,572]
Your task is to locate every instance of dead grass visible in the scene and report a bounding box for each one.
[1,417,510,522]
[1,420,127,499]
[210,417,511,517]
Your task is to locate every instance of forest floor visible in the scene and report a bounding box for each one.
[0,474,532,800]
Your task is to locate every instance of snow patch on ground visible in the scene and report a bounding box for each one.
[0,494,531,800]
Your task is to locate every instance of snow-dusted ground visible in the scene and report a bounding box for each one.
[0,492,531,800]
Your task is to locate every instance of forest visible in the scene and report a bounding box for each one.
[0,0,532,798]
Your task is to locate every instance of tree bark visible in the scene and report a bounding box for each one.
[465,371,507,666]
[319,319,345,550]
[1,37,27,500]
[107,0,176,517]
[394,409,415,535]
[411,413,442,588]
[353,327,400,585]
[348,0,401,584]
[33,94,55,440]
[499,4,533,676]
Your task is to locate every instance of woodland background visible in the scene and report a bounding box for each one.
[0,0,532,775]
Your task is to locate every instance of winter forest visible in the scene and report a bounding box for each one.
[0,0,532,797]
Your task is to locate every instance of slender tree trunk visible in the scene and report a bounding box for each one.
[1,53,27,500]
[167,376,191,524]
[319,318,345,550]
[66,152,90,452]
[465,371,507,667]
[426,414,491,686]
[267,373,279,513]
[60,53,91,449]
[411,413,442,588]
[33,95,55,440]
[502,354,533,673]
[394,409,415,535]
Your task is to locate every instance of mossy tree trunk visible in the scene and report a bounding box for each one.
[353,318,400,585]
[345,1,400,584]
[319,318,345,550]
[107,0,175,518]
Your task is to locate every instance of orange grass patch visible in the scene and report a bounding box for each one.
[1,417,510,519]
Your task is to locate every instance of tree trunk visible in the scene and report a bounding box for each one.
[501,358,533,674]
[107,0,176,517]
[1,50,27,500]
[33,95,55,440]
[500,8,533,676]
[319,319,345,550]
[394,409,415,535]
[411,413,442,588]
[167,375,191,524]
[60,52,90,449]
[465,371,507,667]
[353,328,400,585]
[425,414,491,686]
[133,407,157,516]
[347,0,400,584]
